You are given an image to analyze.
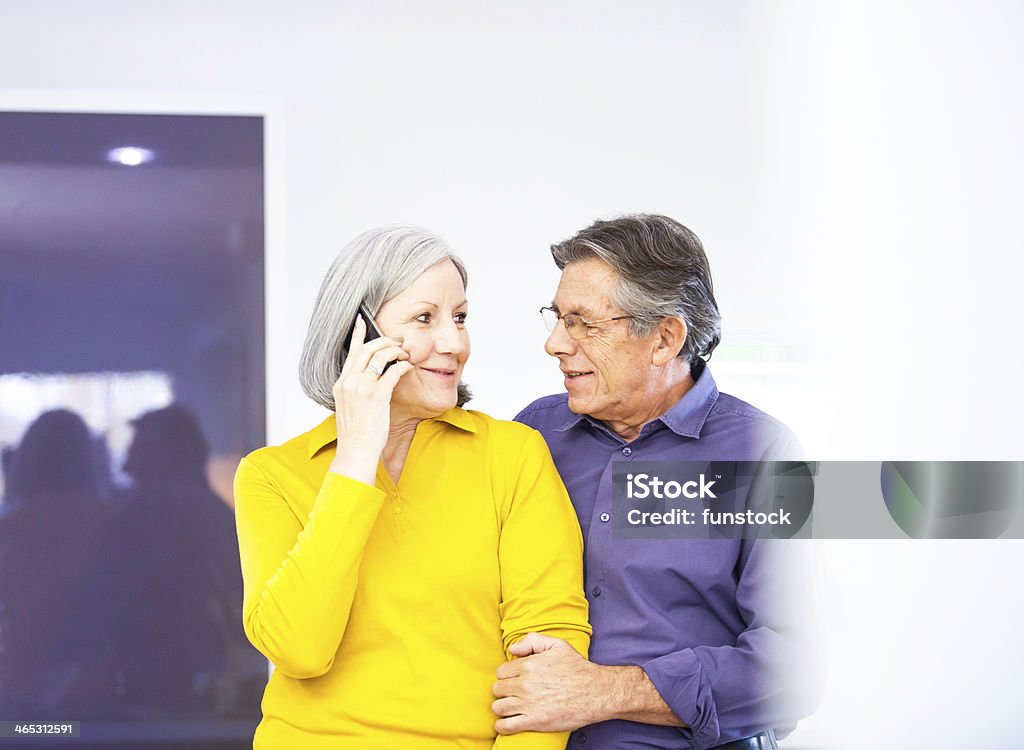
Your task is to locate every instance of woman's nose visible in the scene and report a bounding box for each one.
[434,319,467,354]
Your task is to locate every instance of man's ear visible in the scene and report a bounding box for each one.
[652,317,687,366]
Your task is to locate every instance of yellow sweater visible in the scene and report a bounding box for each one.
[234,408,591,749]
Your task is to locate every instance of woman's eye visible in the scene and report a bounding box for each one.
[454,312,468,325]
[415,313,432,323]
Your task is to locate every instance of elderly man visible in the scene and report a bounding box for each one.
[495,214,817,750]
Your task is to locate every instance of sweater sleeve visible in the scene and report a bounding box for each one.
[492,428,592,750]
[233,457,385,679]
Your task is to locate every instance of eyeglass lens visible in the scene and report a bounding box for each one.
[541,308,587,339]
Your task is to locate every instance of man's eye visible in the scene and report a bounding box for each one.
[454,312,468,325]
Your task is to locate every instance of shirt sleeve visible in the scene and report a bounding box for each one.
[492,427,593,750]
[233,457,385,679]
[641,438,824,749]
[642,543,822,747]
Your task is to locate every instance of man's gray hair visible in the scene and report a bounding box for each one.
[550,214,721,363]
[299,226,470,410]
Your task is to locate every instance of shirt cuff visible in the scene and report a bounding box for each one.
[315,471,386,517]
[642,649,720,750]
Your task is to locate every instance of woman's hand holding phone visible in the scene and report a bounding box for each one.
[329,316,413,485]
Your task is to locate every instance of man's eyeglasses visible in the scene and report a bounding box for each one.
[539,306,633,340]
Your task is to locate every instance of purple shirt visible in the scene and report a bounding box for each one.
[516,362,809,750]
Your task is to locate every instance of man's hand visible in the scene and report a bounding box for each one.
[492,633,686,735]
[491,633,607,734]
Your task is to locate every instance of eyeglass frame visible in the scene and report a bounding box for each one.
[539,306,634,340]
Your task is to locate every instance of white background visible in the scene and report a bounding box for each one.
[3,2,1023,747]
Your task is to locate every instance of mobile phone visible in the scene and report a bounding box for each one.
[341,302,395,372]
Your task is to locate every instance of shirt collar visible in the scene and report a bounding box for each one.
[431,407,480,435]
[655,359,719,438]
[306,407,479,459]
[551,359,720,441]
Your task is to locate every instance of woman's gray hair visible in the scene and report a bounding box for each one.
[299,226,471,410]
[550,214,721,363]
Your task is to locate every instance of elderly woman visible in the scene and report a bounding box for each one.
[234,227,590,749]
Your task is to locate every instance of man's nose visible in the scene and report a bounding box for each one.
[544,320,575,358]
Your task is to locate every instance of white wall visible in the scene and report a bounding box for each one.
[3,2,1023,747]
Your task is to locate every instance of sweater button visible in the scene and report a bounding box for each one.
[599,512,610,523]
[591,586,602,597]
[621,446,632,456]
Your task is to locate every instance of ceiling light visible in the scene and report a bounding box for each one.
[107,146,154,166]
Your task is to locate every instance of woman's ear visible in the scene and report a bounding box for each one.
[652,317,687,367]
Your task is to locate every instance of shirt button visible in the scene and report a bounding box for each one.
[600,512,610,523]
[393,504,403,514]
[621,446,632,457]
[591,586,602,597]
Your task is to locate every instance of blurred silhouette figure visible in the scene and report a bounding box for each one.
[78,404,263,719]
[0,409,112,717]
